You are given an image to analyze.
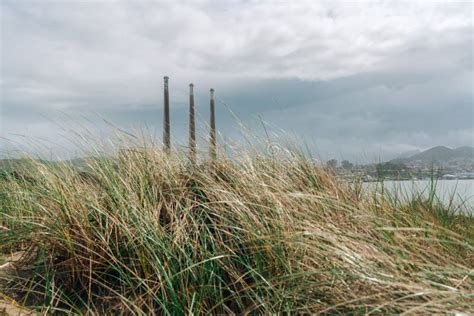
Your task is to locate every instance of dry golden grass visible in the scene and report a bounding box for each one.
[0,138,472,314]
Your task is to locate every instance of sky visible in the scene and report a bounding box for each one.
[0,0,473,163]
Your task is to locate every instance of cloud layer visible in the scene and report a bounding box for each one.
[1,0,472,161]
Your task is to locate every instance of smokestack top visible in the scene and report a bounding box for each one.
[164,76,169,80]
[189,83,194,87]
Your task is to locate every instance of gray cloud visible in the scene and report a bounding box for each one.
[0,0,472,161]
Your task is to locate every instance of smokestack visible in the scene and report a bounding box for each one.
[209,88,216,161]
[189,83,196,162]
[163,76,170,153]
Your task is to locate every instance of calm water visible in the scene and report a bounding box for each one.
[363,179,474,214]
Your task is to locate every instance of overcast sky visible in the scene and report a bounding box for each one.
[1,0,472,162]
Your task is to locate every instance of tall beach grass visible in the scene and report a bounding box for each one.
[0,135,473,314]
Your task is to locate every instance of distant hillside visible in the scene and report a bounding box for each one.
[0,157,107,175]
[453,146,474,157]
[0,159,38,173]
[395,149,421,159]
[391,146,474,164]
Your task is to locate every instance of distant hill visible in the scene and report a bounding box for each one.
[391,146,474,164]
[0,156,108,176]
[395,149,421,159]
[0,158,39,173]
[453,146,474,157]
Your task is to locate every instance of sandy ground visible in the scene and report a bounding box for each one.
[0,252,34,316]
[0,299,33,316]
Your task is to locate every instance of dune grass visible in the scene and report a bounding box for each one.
[0,139,473,314]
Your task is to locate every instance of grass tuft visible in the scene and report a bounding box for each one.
[0,139,473,314]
